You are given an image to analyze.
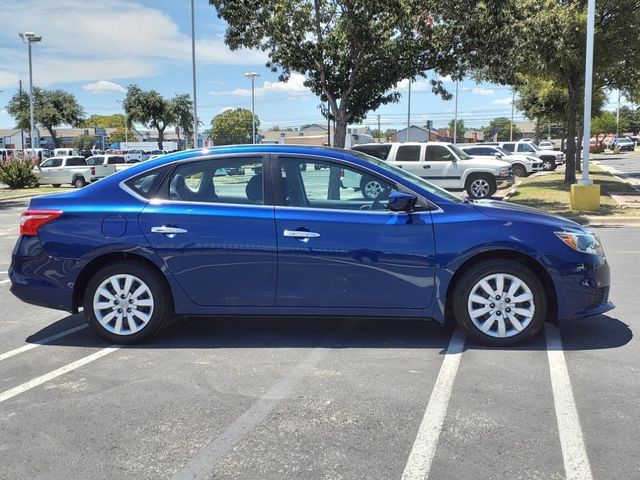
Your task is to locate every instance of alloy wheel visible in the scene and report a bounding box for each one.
[470,179,491,198]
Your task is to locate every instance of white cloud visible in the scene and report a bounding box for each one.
[219,106,236,113]
[493,97,513,105]
[395,78,429,92]
[472,87,495,96]
[0,0,266,88]
[82,80,126,94]
[211,73,311,97]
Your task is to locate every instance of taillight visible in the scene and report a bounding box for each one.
[20,210,63,236]
[90,167,96,175]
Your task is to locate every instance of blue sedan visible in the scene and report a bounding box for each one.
[9,145,613,346]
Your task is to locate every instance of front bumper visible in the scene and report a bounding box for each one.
[496,175,514,188]
[548,254,614,320]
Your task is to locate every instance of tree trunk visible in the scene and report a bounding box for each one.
[47,126,58,148]
[564,82,579,185]
[327,115,349,200]
[157,125,165,150]
[576,119,583,175]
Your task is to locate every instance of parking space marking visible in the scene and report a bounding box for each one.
[0,324,88,362]
[0,279,10,284]
[0,346,119,404]
[401,327,465,480]
[173,320,359,480]
[545,323,593,480]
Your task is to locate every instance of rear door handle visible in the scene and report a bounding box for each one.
[151,226,188,237]
[283,229,320,240]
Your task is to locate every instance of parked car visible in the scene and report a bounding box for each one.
[85,154,133,177]
[610,136,635,152]
[538,140,555,150]
[9,145,613,346]
[458,144,543,177]
[125,149,150,163]
[33,156,99,188]
[53,148,80,157]
[484,141,564,171]
[351,142,513,199]
[0,148,22,163]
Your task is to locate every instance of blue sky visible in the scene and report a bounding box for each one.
[0,0,623,133]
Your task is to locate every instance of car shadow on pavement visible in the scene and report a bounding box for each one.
[0,199,28,210]
[26,313,631,353]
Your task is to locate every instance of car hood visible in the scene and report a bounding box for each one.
[471,199,582,230]
[460,158,511,168]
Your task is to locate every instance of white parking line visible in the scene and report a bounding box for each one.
[545,323,593,480]
[0,346,119,404]
[0,324,88,362]
[0,279,10,285]
[401,327,465,480]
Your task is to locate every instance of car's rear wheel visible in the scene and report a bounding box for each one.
[74,176,87,188]
[360,177,385,200]
[452,260,547,346]
[466,174,496,199]
[511,164,527,177]
[541,158,556,171]
[83,261,172,344]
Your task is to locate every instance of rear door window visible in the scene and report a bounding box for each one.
[396,146,421,162]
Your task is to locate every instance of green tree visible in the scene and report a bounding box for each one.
[209,0,458,148]
[591,111,626,145]
[75,134,96,151]
[82,114,125,128]
[123,85,175,150]
[6,87,85,147]
[210,108,259,145]
[482,117,521,142]
[619,106,640,135]
[171,93,195,148]
[469,0,640,184]
[109,128,129,144]
[448,119,466,141]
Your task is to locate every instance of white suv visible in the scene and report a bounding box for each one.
[459,144,543,177]
[352,142,513,199]
[486,141,564,171]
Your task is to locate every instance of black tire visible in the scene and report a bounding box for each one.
[466,174,496,199]
[83,261,173,344]
[511,164,527,177]
[452,259,547,347]
[360,176,385,200]
[52,184,61,188]
[541,158,556,171]
[74,176,87,188]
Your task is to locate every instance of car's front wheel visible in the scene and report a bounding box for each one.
[466,174,496,199]
[541,158,556,171]
[83,261,173,344]
[452,260,547,346]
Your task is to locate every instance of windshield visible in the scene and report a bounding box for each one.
[348,150,463,203]
[495,146,511,156]
[526,142,541,152]
[449,144,471,160]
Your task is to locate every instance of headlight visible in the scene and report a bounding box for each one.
[498,167,511,175]
[526,156,539,163]
[555,231,604,256]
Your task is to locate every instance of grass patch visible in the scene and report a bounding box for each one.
[0,186,75,200]
[508,165,640,219]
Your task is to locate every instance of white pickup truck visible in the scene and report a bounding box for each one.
[351,142,513,199]
[34,156,101,188]
[85,154,133,177]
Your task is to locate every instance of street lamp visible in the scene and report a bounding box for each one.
[244,72,260,144]
[18,32,42,158]
[190,0,198,149]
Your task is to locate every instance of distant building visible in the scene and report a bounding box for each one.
[391,125,442,142]
[258,125,373,147]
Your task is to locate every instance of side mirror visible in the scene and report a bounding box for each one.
[387,191,417,213]
[495,153,503,159]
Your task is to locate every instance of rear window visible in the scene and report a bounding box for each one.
[86,156,104,165]
[124,166,169,199]
[66,157,87,166]
[107,156,126,164]
[396,146,421,162]
[352,144,392,160]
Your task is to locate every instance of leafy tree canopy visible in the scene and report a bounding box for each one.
[82,114,125,129]
[482,117,521,142]
[210,108,259,145]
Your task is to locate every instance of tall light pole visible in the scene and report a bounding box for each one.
[579,0,596,185]
[19,32,42,158]
[510,89,515,141]
[244,72,260,144]
[190,0,198,149]
[406,79,412,142]
[453,79,459,144]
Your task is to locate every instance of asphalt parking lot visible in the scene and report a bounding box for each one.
[1,199,639,480]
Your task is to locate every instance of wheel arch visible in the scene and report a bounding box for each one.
[73,252,173,313]
[443,249,558,326]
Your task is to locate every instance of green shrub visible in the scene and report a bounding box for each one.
[0,159,38,189]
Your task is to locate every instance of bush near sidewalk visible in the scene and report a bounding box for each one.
[507,165,640,218]
[0,159,38,189]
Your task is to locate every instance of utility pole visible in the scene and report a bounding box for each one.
[580,0,596,185]
[244,72,260,144]
[19,80,24,150]
[19,32,42,157]
[510,90,515,141]
[616,90,621,138]
[377,114,381,143]
[190,0,198,149]
[327,102,331,146]
[453,79,459,144]
[406,80,411,142]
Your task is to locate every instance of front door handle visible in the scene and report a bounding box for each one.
[151,226,188,237]
[423,164,431,169]
[283,229,320,241]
